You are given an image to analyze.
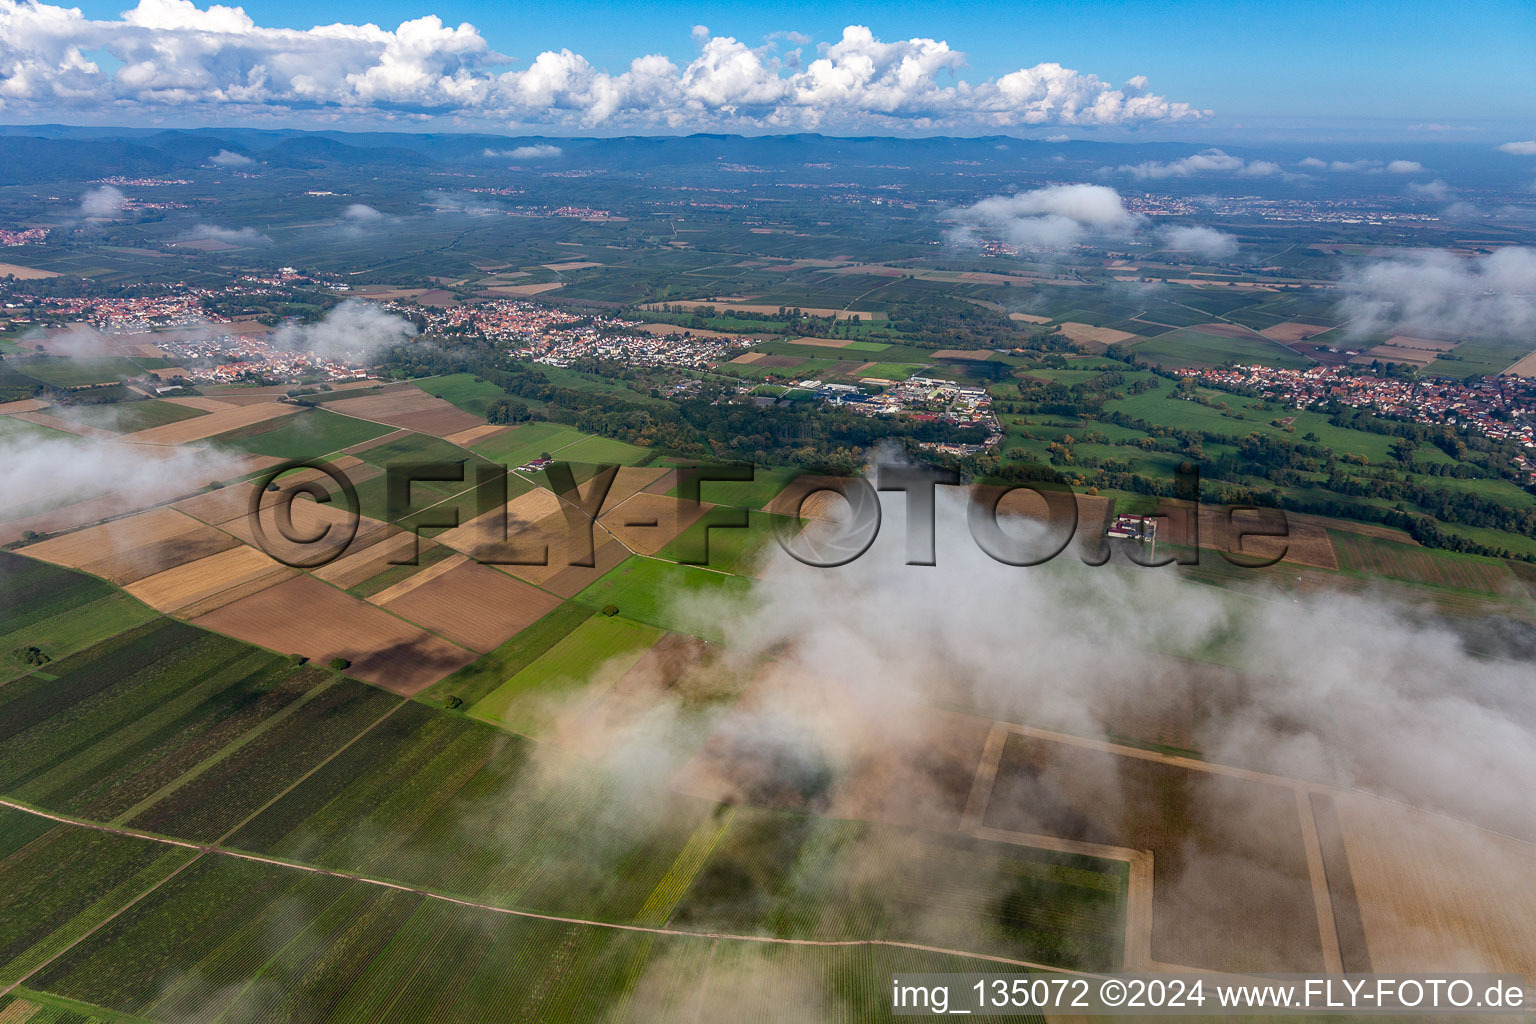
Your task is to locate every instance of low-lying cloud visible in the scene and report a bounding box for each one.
[78,184,124,219]
[1338,246,1536,340]
[269,299,418,361]
[1116,148,1278,180]
[947,183,1143,250]
[1159,224,1239,258]
[208,148,253,167]
[183,223,269,246]
[486,144,562,160]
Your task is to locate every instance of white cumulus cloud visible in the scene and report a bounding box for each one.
[78,185,124,218]
[1386,159,1423,173]
[1496,141,1536,156]
[484,143,562,159]
[948,184,1143,250]
[1160,224,1239,258]
[0,5,1207,131]
[1115,148,1277,180]
[208,148,253,166]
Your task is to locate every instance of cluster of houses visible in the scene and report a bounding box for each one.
[1173,364,1536,450]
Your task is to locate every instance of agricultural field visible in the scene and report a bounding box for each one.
[982,732,1321,974]
[210,406,395,460]
[470,421,591,466]
[574,556,753,638]
[420,601,595,708]
[423,371,508,417]
[1329,531,1519,594]
[468,612,663,734]
[1122,327,1312,369]
[657,509,798,576]
[0,552,157,682]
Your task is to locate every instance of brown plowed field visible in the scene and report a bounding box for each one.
[192,574,475,694]
[374,559,562,652]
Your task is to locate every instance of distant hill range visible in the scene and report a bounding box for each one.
[0,124,1523,188]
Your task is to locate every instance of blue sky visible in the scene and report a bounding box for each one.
[11,0,1536,138]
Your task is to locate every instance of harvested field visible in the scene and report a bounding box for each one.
[745,354,802,369]
[375,559,562,652]
[1502,348,1536,377]
[762,475,858,522]
[632,322,761,341]
[1356,345,1442,367]
[364,551,469,604]
[0,261,57,279]
[323,387,484,437]
[1187,323,1257,339]
[0,447,279,545]
[539,534,630,597]
[543,261,600,271]
[933,349,996,361]
[643,301,878,320]
[125,544,294,613]
[1262,321,1334,343]
[964,484,1114,555]
[10,411,117,439]
[729,352,766,364]
[0,399,48,415]
[982,732,1323,973]
[1330,531,1513,592]
[217,497,390,567]
[486,282,564,296]
[443,423,510,447]
[433,487,564,561]
[1157,502,1339,570]
[1009,312,1052,324]
[1057,322,1139,348]
[1336,793,1536,977]
[192,574,475,694]
[599,492,713,555]
[117,402,299,445]
[21,507,239,584]
[161,396,241,412]
[788,337,857,349]
[309,529,420,589]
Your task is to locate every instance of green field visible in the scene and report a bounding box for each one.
[9,356,170,388]
[212,407,395,460]
[420,601,594,707]
[574,556,753,639]
[0,552,158,683]
[658,509,797,575]
[553,432,650,465]
[422,372,508,417]
[667,464,799,510]
[0,617,398,839]
[0,808,196,988]
[469,613,662,734]
[1124,328,1312,370]
[471,421,590,466]
[96,398,207,433]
